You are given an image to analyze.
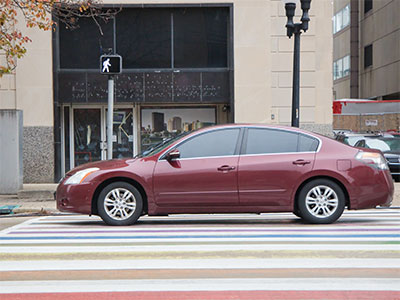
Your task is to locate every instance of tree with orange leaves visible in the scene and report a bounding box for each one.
[0,0,118,76]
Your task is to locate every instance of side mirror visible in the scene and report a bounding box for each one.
[166,149,180,161]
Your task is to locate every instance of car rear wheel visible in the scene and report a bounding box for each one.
[297,179,345,224]
[97,181,143,226]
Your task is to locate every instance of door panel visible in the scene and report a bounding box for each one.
[153,156,239,206]
[238,153,315,206]
[153,128,241,206]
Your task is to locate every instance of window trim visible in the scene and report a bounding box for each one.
[158,126,322,161]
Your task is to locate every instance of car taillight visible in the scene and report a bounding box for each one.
[355,151,388,170]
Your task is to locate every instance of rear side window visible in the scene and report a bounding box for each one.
[245,128,298,154]
[178,128,240,159]
[299,134,319,152]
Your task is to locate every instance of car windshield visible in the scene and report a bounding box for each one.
[366,138,400,152]
[135,131,192,158]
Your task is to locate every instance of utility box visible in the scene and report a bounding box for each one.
[0,110,23,194]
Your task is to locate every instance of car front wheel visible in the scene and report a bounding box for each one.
[97,181,143,226]
[297,179,345,224]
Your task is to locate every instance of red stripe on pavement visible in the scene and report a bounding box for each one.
[1,291,400,300]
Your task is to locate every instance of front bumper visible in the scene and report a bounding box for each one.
[56,182,95,215]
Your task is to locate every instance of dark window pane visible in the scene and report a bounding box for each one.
[245,129,298,154]
[60,18,113,69]
[116,8,171,68]
[298,134,319,152]
[364,44,373,68]
[174,8,228,68]
[178,129,239,158]
[364,0,372,13]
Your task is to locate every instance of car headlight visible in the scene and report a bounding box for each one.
[356,151,388,170]
[64,168,99,185]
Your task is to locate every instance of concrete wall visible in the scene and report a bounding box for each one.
[0,13,55,183]
[359,0,400,99]
[0,110,23,194]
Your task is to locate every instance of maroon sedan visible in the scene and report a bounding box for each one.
[56,124,393,225]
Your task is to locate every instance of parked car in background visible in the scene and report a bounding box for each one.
[354,137,400,181]
[56,124,393,226]
[334,131,383,146]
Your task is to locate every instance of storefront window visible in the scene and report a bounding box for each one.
[140,107,216,152]
[111,108,134,159]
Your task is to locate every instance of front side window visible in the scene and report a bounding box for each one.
[177,128,240,159]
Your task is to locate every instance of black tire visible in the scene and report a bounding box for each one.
[293,209,302,218]
[97,181,143,226]
[297,179,345,224]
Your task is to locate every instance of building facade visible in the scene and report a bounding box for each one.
[0,0,333,183]
[333,0,400,100]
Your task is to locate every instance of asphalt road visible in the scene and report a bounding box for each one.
[0,211,399,299]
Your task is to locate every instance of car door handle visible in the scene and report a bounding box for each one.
[217,165,236,172]
[293,159,311,166]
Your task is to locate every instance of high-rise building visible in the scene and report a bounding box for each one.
[152,112,164,132]
[172,117,182,131]
[333,0,400,100]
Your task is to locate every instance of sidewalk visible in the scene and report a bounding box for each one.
[0,184,58,215]
[1,183,400,216]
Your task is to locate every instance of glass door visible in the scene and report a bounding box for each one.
[64,106,136,173]
[110,108,134,159]
[73,108,103,167]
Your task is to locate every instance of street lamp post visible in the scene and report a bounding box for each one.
[282,0,311,128]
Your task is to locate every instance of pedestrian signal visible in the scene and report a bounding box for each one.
[100,55,122,74]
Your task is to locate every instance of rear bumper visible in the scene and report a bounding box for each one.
[351,169,394,209]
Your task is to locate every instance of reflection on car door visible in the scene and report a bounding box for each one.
[238,128,317,207]
[153,128,241,206]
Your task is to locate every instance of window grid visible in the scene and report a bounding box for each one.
[333,55,350,81]
[333,4,350,34]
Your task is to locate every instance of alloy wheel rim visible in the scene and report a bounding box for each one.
[305,185,339,218]
[104,188,136,220]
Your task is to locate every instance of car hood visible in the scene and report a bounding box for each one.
[65,158,138,176]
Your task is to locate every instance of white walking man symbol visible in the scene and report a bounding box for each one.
[102,58,111,73]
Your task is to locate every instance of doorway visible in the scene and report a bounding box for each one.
[62,105,137,174]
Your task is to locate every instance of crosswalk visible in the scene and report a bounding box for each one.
[0,210,399,299]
